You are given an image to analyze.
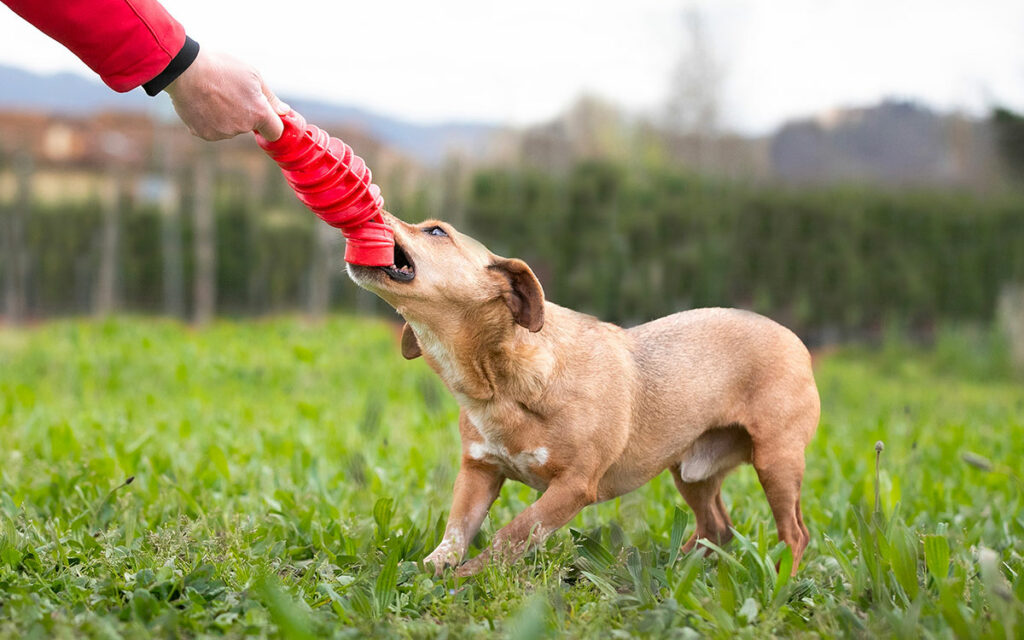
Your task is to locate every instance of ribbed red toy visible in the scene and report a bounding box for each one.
[254,110,394,266]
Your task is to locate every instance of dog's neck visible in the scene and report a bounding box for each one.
[406,306,555,404]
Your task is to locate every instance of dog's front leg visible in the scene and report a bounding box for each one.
[424,459,505,575]
[455,477,595,577]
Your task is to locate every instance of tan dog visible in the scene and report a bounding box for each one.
[348,213,820,577]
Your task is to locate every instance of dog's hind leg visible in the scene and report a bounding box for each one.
[672,425,752,553]
[671,469,734,553]
[751,443,809,574]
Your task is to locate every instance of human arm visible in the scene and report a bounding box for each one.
[2,0,284,140]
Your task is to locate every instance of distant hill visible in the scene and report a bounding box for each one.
[0,64,150,113]
[770,100,998,188]
[0,64,499,164]
[284,96,499,164]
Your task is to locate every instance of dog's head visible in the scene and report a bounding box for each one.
[347,213,545,358]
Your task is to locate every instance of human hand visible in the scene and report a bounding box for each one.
[165,49,287,141]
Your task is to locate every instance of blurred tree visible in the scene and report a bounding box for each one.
[992,108,1024,367]
[440,154,467,226]
[148,95,186,318]
[664,9,723,172]
[192,147,216,325]
[93,166,123,316]
[158,149,185,318]
[246,162,275,313]
[6,150,1023,336]
[517,95,630,172]
[997,285,1024,372]
[2,150,31,325]
[307,222,337,319]
[564,96,629,161]
[992,107,1024,179]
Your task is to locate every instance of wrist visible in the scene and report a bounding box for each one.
[144,36,201,97]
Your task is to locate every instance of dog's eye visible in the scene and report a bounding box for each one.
[424,226,448,237]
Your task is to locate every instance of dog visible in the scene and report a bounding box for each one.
[347,213,820,577]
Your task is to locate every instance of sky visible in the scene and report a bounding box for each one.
[2,0,1023,133]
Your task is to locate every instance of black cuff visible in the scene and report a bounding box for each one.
[143,36,200,96]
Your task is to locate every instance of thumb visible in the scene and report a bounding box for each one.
[254,97,284,141]
[261,79,290,116]
[254,79,289,141]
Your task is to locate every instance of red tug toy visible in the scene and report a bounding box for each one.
[254,110,395,266]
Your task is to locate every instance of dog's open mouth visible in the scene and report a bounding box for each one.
[380,241,415,282]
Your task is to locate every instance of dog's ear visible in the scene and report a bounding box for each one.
[489,258,545,332]
[401,322,422,359]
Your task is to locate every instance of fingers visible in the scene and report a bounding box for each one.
[168,49,290,142]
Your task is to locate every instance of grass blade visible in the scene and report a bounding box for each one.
[252,575,317,640]
[374,551,399,619]
[668,507,688,567]
[573,529,616,570]
[923,534,950,582]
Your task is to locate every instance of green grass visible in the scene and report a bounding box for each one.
[0,316,1021,638]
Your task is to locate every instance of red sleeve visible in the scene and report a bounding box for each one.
[2,0,186,92]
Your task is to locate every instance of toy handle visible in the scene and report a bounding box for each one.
[255,110,394,266]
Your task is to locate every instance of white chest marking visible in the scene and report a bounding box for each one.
[464,410,548,479]
[408,321,466,391]
[460,399,501,442]
[469,440,549,474]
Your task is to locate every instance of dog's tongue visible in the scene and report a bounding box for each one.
[254,110,395,266]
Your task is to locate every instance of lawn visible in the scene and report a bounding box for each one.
[0,317,1021,638]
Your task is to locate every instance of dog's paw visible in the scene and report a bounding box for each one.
[453,553,489,578]
[423,544,461,576]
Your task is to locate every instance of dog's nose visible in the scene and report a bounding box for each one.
[379,211,415,235]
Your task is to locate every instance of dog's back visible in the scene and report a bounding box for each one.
[628,307,819,443]
[607,308,818,487]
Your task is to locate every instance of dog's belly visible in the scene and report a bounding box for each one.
[591,421,752,501]
[595,456,671,502]
[595,471,649,502]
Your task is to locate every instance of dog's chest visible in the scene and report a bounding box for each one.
[409,322,473,394]
[462,401,549,490]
